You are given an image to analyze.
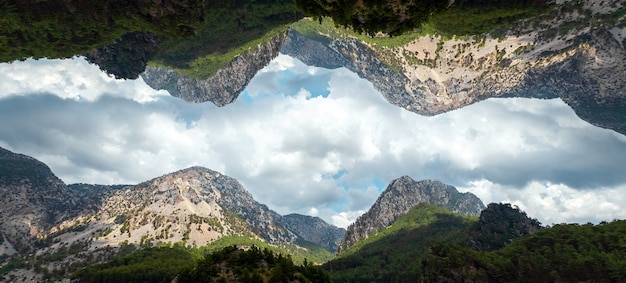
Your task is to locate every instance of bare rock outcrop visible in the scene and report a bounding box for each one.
[279,214,346,252]
[282,1,626,135]
[140,30,289,106]
[0,147,78,254]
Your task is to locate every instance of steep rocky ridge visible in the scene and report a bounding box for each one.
[131,1,626,135]
[0,148,343,280]
[283,1,626,135]
[0,147,80,254]
[64,166,298,250]
[337,176,484,253]
[279,214,346,252]
[140,30,289,106]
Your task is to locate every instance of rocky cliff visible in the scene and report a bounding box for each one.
[279,214,346,252]
[88,166,298,248]
[0,147,344,280]
[283,1,626,135]
[140,30,289,106]
[337,176,485,252]
[0,147,80,254]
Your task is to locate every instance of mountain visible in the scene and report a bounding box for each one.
[0,147,79,254]
[140,30,289,106]
[88,166,298,247]
[469,202,543,251]
[326,203,478,282]
[135,0,626,135]
[284,0,626,135]
[325,202,621,283]
[278,214,346,252]
[4,1,624,134]
[337,176,485,252]
[0,147,341,281]
[423,220,626,282]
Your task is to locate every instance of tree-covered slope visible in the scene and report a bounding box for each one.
[423,220,626,282]
[70,244,331,283]
[325,203,544,283]
[325,204,477,282]
[0,0,205,62]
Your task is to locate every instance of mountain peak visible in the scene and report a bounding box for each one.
[278,214,346,252]
[337,177,484,252]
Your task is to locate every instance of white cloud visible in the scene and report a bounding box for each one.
[457,179,626,225]
[0,57,167,103]
[1,55,626,228]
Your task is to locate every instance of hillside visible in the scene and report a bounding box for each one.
[0,147,79,255]
[338,176,485,252]
[3,0,625,134]
[327,204,477,282]
[278,214,346,253]
[327,203,542,283]
[286,0,626,135]
[423,220,626,282]
[0,147,338,281]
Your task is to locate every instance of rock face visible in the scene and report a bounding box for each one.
[140,30,289,106]
[337,176,485,253]
[0,147,343,264]
[0,147,79,254]
[281,29,413,113]
[90,166,298,248]
[279,214,346,252]
[281,1,626,135]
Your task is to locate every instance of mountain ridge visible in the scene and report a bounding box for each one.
[135,0,626,135]
[284,2,626,135]
[337,176,485,252]
[0,147,342,280]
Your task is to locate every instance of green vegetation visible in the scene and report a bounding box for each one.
[428,3,551,39]
[179,245,330,283]
[1,0,301,80]
[325,202,624,283]
[326,204,477,282]
[294,0,550,38]
[201,235,334,265]
[423,220,626,282]
[189,214,224,233]
[0,0,205,62]
[70,243,330,283]
[295,0,448,36]
[0,258,27,277]
[149,0,301,79]
[71,244,195,283]
[292,0,552,73]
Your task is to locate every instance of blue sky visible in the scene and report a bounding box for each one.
[1,55,626,228]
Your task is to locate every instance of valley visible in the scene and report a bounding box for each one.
[1,147,624,282]
[1,0,625,282]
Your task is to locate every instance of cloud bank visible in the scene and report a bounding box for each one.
[1,55,625,228]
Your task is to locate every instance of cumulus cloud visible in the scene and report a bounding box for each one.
[0,57,167,103]
[1,55,626,228]
[457,179,626,225]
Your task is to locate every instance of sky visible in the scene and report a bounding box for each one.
[1,54,626,228]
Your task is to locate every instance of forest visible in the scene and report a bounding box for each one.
[63,204,626,283]
[0,0,205,63]
[323,203,626,282]
[71,244,330,283]
[294,0,551,36]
